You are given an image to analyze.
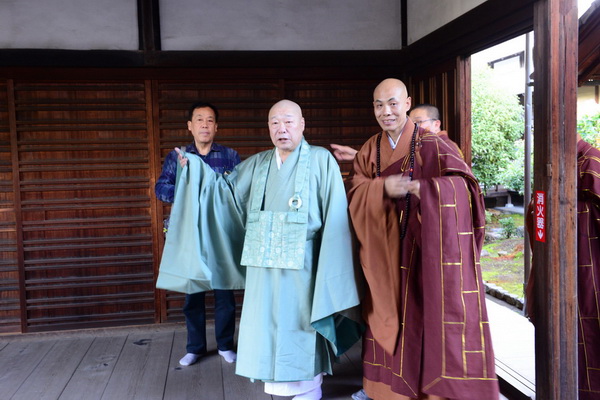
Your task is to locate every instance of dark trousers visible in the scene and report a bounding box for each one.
[183,290,236,354]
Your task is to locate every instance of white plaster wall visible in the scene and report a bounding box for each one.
[160,0,401,50]
[471,35,528,96]
[0,0,138,50]
[407,0,487,45]
[0,0,493,51]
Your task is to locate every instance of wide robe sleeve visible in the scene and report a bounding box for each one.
[576,140,600,399]
[412,136,497,399]
[156,153,247,293]
[346,133,404,355]
[309,149,364,357]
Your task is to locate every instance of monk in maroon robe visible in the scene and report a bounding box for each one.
[347,78,499,400]
[526,136,600,399]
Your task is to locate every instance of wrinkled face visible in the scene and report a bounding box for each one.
[268,102,305,157]
[409,108,441,134]
[187,107,217,147]
[373,82,411,135]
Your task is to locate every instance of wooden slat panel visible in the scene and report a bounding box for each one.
[408,59,458,143]
[0,82,21,333]
[13,82,156,331]
[156,80,281,160]
[406,58,476,162]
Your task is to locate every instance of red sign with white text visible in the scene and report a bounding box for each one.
[535,191,546,242]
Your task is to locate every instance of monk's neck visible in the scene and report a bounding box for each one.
[385,118,408,143]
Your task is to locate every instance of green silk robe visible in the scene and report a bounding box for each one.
[158,138,362,383]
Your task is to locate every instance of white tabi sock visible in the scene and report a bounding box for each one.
[179,353,200,366]
[218,349,237,363]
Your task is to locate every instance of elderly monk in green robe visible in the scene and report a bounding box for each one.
[157,99,362,400]
[347,78,499,400]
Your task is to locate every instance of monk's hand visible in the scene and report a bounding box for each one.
[330,144,358,161]
[407,179,420,199]
[384,175,420,199]
[174,147,188,168]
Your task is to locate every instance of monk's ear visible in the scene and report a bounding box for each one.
[301,117,305,130]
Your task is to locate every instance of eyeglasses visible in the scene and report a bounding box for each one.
[415,119,435,124]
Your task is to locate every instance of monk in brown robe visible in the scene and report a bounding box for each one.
[347,78,499,400]
[526,135,600,399]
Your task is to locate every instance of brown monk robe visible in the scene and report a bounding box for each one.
[347,116,499,400]
[526,136,600,400]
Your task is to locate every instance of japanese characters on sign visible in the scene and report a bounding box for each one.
[535,191,546,242]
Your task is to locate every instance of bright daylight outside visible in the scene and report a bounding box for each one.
[470,0,600,308]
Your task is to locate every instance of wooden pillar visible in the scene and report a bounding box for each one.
[532,0,578,398]
[456,56,472,164]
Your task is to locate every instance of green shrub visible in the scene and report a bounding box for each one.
[499,216,517,239]
[471,67,524,193]
[578,112,600,147]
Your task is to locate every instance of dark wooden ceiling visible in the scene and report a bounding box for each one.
[579,1,600,86]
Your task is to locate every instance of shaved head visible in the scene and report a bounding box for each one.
[372,78,412,137]
[269,99,303,119]
[373,78,408,101]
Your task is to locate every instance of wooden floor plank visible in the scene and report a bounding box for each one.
[163,328,226,399]
[162,329,201,398]
[100,330,174,400]
[58,335,127,400]
[0,323,366,400]
[10,337,94,400]
[0,340,57,399]
[221,356,271,400]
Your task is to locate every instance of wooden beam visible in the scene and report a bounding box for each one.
[0,50,403,70]
[138,0,161,53]
[401,0,408,48]
[532,0,578,398]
